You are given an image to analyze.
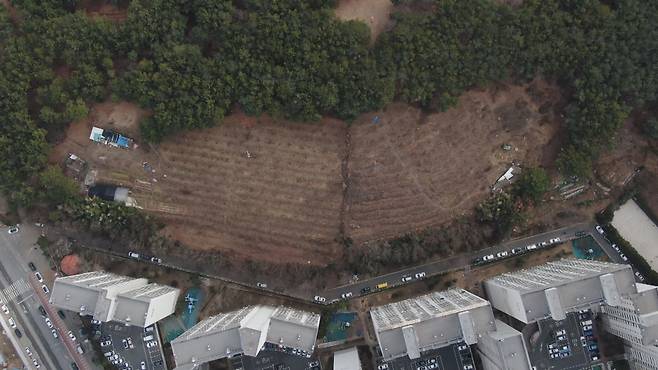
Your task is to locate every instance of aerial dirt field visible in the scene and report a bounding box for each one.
[51,80,561,271]
[345,81,560,244]
[334,0,393,43]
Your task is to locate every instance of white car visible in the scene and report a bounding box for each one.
[457,344,468,351]
[401,276,413,283]
[41,285,49,294]
[595,225,605,235]
[7,226,19,234]
[128,252,140,259]
[341,292,353,299]
[526,244,537,250]
[555,329,566,335]
[635,271,645,281]
[67,330,76,341]
[150,257,162,264]
[463,365,473,370]
[621,254,628,261]
[583,325,592,331]
[25,347,32,356]
[101,340,112,347]
[45,318,53,328]
[377,364,389,370]
[496,251,508,258]
[140,362,146,370]
[314,296,326,303]
[51,329,58,338]
[32,359,40,368]
[482,254,495,261]
[8,317,16,328]
[146,341,158,348]
[1,304,9,314]
[612,244,620,252]
[256,282,267,288]
[415,272,426,279]
[35,272,43,282]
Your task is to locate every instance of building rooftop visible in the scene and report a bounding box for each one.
[171,305,320,369]
[370,289,495,360]
[334,347,361,370]
[484,259,637,323]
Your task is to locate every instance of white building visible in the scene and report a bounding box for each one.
[50,271,179,327]
[333,347,362,370]
[477,320,533,370]
[484,259,636,323]
[485,259,658,369]
[370,288,496,361]
[171,305,320,369]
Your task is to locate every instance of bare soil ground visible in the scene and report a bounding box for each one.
[334,0,393,44]
[80,0,127,22]
[345,81,560,244]
[51,80,562,272]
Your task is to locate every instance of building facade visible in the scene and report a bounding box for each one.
[171,305,320,369]
[50,271,179,327]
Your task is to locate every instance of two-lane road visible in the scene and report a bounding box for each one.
[323,222,594,300]
[0,225,84,369]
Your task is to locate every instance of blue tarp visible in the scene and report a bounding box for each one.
[116,135,130,148]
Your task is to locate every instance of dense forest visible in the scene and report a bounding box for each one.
[1,0,657,205]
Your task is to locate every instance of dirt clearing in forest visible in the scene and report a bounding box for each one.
[52,80,562,273]
[334,0,393,43]
[345,81,561,244]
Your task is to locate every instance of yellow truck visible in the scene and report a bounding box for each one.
[376,282,388,290]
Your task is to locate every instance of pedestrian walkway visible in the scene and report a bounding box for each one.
[0,279,32,304]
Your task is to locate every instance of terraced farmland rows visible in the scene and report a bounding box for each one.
[155,115,347,265]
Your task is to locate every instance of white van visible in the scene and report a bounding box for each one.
[143,335,154,342]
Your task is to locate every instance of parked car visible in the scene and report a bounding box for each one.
[483,254,495,261]
[496,251,508,258]
[341,292,353,299]
[32,358,40,368]
[314,296,326,303]
[1,305,9,315]
[511,247,523,255]
[140,362,146,370]
[612,244,620,252]
[8,226,19,234]
[8,317,16,328]
[150,257,162,264]
[35,272,43,282]
[15,328,22,338]
[28,262,37,271]
[583,325,593,331]
[58,310,66,319]
[377,364,389,370]
[581,320,593,326]
[146,341,158,348]
[636,271,645,281]
[51,329,58,338]
[101,340,112,347]
[555,329,566,335]
[361,287,371,294]
[41,285,49,294]
[256,282,267,288]
[415,272,426,279]
[526,244,537,250]
[25,347,32,356]
[595,225,605,235]
[45,317,53,328]
[309,361,319,367]
[128,251,140,259]
[401,276,413,283]
[457,344,468,351]
[67,330,76,341]
[557,335,566,341]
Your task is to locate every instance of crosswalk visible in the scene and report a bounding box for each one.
[0,279,32,304]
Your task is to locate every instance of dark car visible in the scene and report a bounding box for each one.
[58,310,66,319]
[38,306,47,317]
[28,262,37,272]
[361,287,371,294]
[14,328,22,338]
[71,363,79,370]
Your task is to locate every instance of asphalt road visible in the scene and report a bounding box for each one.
[0,224,92,370]
[323,222,594,301]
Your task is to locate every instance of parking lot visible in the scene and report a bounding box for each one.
[375,342,474,370]
[526,310,601,370]
[97,321,166,370]
[230,343,319,370]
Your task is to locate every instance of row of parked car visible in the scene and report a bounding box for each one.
[595,225,646,282]
[472,237,562,266]
[578,309,600,362]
